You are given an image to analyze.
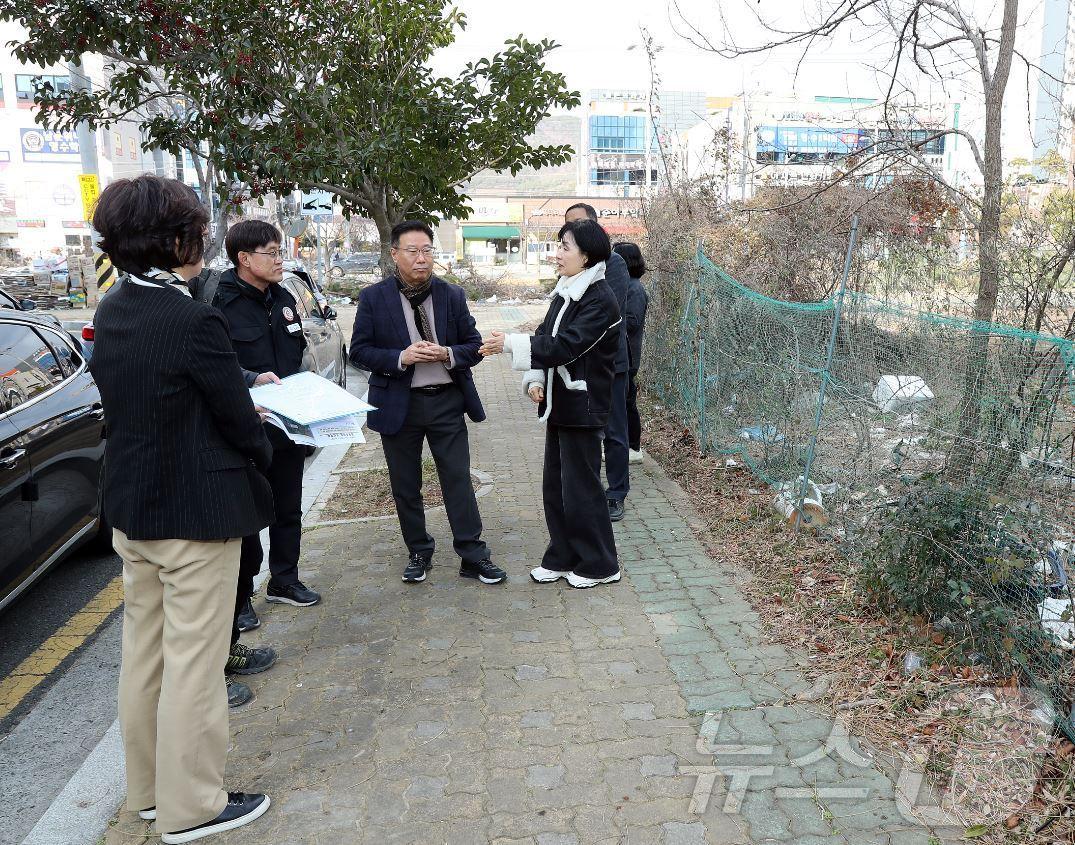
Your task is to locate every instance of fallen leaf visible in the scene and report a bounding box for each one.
[963,824,988,838]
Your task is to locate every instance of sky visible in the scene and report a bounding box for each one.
[430,0,919,101]
[429,0,1057,157]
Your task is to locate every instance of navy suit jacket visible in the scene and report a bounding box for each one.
[349,276,486,436]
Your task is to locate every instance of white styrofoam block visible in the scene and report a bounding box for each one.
[873,375,934,413]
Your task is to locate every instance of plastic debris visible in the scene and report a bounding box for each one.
[739,424,785,444]
[873,375,935,413]
[1038,597,1075,650]
[901,652,923,676]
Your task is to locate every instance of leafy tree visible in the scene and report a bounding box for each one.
[4,0,579,266]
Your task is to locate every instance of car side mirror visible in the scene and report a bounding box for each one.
[323,307,337,321]
[20,298,36,310]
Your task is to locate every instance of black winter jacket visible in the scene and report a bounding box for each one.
[519,273,621,428]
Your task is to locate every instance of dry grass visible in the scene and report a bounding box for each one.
[638,387,1075,843]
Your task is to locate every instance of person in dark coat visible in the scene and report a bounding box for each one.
[349,221,505,586]
[191,220,320,683]
[88,175,272,842]
[481,219,622,588]
[612,242,649,462]
[564,204,631,522]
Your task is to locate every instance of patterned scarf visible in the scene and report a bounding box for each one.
[397,275,435,342]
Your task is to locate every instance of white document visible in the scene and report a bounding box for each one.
[250,371,375,425]
[264,412,367,447]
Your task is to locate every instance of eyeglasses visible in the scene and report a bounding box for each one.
[398,247,434,257]
[249,250,284,260]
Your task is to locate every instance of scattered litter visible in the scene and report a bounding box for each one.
[725,458,739,468]
[483,295,498,303]
[739,424,785,444]
[772,492,828,529]
[901,652,923,676]
[897,411,923,430]
[1038,597,1075,649]
[873,374,935,413]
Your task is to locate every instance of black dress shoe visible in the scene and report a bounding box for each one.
[608,498,625,522]
[225,642,277,675]
[265,580,321,607]
[161,792,270,843]
[227,680,252,708]
[460,558,506,584]
[236,598,260,632]
[402,552,433,583]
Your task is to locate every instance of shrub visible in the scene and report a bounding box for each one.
[859,475,1065,682]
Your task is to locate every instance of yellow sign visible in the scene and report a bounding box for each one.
[78,174,100,221]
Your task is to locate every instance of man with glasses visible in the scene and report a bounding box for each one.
[350,221,505,586]
[194,221,321,702]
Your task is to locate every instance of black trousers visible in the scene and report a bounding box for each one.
[627,369,641,451]
[542,423,619,579]
[603,371,630,500]
[381,386,489,564]
[231,443,304,645]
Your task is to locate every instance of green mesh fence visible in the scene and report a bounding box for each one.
[645,248,1075,731]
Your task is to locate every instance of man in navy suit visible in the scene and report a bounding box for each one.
[349,221,505,586]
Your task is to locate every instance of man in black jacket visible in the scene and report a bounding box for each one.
[195,221,322,645]
[564,204,631,522]
[90,175,273,842]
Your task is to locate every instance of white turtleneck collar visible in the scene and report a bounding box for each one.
[553,261,606,302]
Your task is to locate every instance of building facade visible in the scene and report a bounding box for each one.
[0,22,198,259]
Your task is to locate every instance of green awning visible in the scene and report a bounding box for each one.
[461,225,520,239]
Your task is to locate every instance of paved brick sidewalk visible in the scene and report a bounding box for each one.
[106,303,953,845]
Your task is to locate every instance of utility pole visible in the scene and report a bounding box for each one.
[68,57,107,305]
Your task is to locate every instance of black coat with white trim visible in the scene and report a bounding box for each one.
[525,279,621,428]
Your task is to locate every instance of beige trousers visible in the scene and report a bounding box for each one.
[114,529,240,833]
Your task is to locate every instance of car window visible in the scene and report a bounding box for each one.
[0,290,16,310]
[37,328,80,378]
[287,277,320,318]
[0,324,64,414]
[282,279,309,318]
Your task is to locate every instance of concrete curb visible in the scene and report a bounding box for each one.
[20,444,354,845]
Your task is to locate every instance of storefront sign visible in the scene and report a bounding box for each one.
[78,173,100,221]
[16,218,46,228]
[20,129,79,163]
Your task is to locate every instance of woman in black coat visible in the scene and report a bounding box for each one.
[481,219,622,587]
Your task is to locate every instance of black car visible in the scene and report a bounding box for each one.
[0,311,106,612]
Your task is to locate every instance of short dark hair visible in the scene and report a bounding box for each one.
[92,175,208,275]
[557,219,611,268]
[391,220,434,246]
[225,220,282,266]
[612,242,647,278]
[565,202,598,221]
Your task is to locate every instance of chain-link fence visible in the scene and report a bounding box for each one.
[645,248,1075,732]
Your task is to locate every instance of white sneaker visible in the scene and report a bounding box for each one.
[629,449,644,463]
[566,570,622,589]
[138,808,156,821]
[530,566,569,583]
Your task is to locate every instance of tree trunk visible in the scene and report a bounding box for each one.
[372,209,394,278]
[953,0,1020,473]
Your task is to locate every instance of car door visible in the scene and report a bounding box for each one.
[3,323,104,573]
[0,408,32,607]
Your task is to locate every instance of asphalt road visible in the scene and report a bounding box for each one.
[0,542,121,727]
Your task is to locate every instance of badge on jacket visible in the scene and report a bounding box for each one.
[283,306,295,321]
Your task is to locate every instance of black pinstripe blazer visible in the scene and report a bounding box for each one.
[89,281,275,541]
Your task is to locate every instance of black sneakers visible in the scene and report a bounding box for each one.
[460,558,507,584]
[403,552,433,583]
[265,580,321,607]
[225,643,277,676]
[608,498,625,522]
[236,598,260,632]
[227,680,252,708]
[160,792,270,843]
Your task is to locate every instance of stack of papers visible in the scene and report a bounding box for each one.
[250,371,375,448]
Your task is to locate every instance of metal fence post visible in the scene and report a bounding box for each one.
[795,216,859,531]
[697,270,707,451]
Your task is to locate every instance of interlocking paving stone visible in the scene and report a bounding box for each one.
[102,303,956,845]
